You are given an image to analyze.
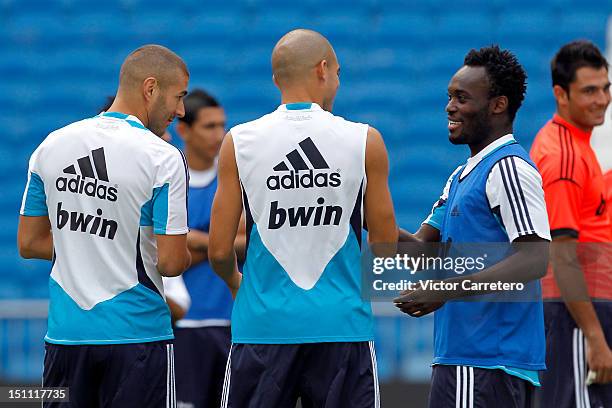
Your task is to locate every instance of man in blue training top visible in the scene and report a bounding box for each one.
[395,46,551,407]
[169,89,245,408]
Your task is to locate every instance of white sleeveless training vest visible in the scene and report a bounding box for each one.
[230,102,374,344]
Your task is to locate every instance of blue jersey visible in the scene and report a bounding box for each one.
[178,173,233,325]
[431,141,546,371]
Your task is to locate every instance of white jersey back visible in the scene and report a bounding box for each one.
[20,112,188,345]
[231,103,374,343]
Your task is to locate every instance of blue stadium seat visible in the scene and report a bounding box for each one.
[555,12,608,43]
[373,12,436,47]
[246,10,314,44]
[6,13,74,47]
[495,11,557,43]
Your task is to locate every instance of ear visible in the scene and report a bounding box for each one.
[272,74,280,90]
[553,84,569,106]
[142,77,158,102]
[491,95,508,115]
[175,121,189,142]
[315,59,328,81]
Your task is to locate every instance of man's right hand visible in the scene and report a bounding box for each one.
[586,333,612,383]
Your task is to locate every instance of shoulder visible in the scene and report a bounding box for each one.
[489,155,541,181]
[230,112,277,137]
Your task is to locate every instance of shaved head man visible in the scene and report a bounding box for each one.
[108,44,189,136]
[271,29,340,111]
[209,29,397,407]
[18,44,191,407]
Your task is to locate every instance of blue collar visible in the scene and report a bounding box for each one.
[99,112,148,130]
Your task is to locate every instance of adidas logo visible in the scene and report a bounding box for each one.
[55,147,118,202]
[266,137,341,191]
[450,205,460,217]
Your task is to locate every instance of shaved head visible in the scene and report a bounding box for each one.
[272,29,336,87]
[119,44,189,91]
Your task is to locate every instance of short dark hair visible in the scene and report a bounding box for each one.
[179,89,221,126]
[463,45,527,122]
[551,40,608,91]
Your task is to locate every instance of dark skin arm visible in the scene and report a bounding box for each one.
[394,233,549,317]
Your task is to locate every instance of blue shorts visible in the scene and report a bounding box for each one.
[428,365,534,408]
[540,301,612,408]
[222,341,380,408]
[174,326,231,408]
[42,340,174,408]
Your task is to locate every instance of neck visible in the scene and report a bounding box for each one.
[556,110,593,133]
[280,88,324,108]
[185,148,215,171]
[469,125,512,156]
[107,95,148,128]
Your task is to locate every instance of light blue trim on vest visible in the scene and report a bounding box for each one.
[45,278,173,345]
[100,112,148,130]
[101,112,129,120]
[475,365,541,386]
[285,102,313,110]
[22,172,48,216]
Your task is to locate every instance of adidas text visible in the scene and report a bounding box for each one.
[56,175,118,202]
[266,169,341,191]
[56,202,118,240]
[268,197,342,229]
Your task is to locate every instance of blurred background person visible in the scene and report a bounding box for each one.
[172,89,245,408]
[531,40,612,407]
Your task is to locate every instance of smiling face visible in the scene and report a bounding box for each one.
[446,65,494,147]
[556,66,611,131]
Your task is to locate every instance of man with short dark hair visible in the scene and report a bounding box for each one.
[531,40,612,407]
[18,44,191,407]
[396,46,551,408]
[170,89,245,408]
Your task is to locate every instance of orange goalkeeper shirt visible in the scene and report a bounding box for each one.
[531,114,612,299]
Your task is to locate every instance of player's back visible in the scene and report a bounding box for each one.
[230,102,373,344]
[22,112,188,345]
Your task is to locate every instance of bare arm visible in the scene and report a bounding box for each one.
[398,224,441,243]
[395,234,550,317]
[551,235,612,384]
[17,215,53,260]
[156,234,191,277]
[364,126,398,247]
[187,229,209,265]
[208,132,243,298]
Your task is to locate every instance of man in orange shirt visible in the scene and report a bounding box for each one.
[531,40,612,407]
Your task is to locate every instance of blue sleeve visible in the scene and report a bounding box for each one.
[21,172,48,216]
[423,198,447,230]
[151,183,170,234]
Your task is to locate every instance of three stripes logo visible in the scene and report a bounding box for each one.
[55,147,118,202]
[266,137,341,191]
